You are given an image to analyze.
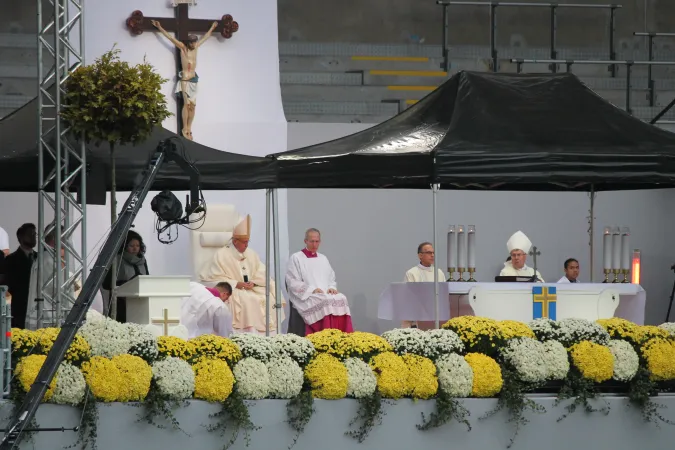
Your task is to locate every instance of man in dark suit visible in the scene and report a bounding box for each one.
[4,224,37,328]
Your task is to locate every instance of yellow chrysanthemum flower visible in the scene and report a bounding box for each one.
[641,338,675,381]
[464,353,503,397]
[499,320,535,340]
[189,335,241,367]
[333,332,393,360]
[37,327,91,365]
[158,336,195,361]
[305,353,348,399]
[402,354,438,399]
[634,326,671,344]
[11,328,38,358]
[307,329,345,355]
[82,356,122,402]
[15,354,56,401]
[596,318,670,345]
[443,316,504,356]
[369,352,410,399]
[569,341,614,383]
[193,357,234,402]
[112,354,152,402]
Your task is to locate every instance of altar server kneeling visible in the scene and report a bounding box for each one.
[181,281,234,338]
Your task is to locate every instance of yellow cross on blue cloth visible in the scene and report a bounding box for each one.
[532,286,557,320]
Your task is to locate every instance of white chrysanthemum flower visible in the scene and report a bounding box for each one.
[608,339,639,382]
[345,357,377,398]
[556,318,610,346]
[230,334,277,362]
[541,340,569,380]
[436,353,473,397]
[233,357,270,399]
[658,322,675,336]
[125,323,159,362]
[79,316,130,358]
[528,318,561,341]
[266,356,304,399]
[152,357,195,400]
[52,362,86,405]
[501,337,549,383]
[271,334,315,367]
[85,309,105,324]
[425,329,464,359]
[382,328,429,356]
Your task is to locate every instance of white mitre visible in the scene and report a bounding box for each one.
[233,214,251,240]
[506,231,532,254]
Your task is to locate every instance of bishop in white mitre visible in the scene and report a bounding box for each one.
[499,231,544,282]
[401,241,446,329]
[286,228,353,335]
[199,215,285,335]
[181,282,234,338]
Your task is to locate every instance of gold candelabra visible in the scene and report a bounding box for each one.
[467,268,476,282]
[612,269,620,283]
[457,267,466,282]
[621,269,630,283]
[602,269,611,283]
[448,267,456,282]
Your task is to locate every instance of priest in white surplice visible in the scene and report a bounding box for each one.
[181,282,234,338]
[499,231,544,282]
[402,241,446,329]
[199,215,285,335]
[286,228,353,335]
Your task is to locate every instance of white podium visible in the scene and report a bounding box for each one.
[116,276,191,335]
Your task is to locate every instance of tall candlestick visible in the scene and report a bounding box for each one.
[621,227,631,271]
[467,225,476,268]
[603,226,612,270]
[612,226,621,271]
[457,225,467,269]
[447,225,456,269]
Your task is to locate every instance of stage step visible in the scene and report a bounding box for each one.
[283,100,399,117]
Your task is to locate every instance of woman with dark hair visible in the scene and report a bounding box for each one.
[103,230,150,322]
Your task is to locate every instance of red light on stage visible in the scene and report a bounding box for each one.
[631,250,641,284]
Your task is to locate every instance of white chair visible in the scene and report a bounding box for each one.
[190,204,241,283]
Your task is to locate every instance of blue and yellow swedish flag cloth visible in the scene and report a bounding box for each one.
[532,286,557,320]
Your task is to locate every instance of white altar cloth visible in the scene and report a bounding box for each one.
[378,282,646,325]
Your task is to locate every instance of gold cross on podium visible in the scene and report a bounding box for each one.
[151,309,180,336]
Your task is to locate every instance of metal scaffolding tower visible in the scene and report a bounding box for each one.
[36,0,87,327]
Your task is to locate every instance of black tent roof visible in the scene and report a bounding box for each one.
[0,97,277,192]
[270,71,675,191]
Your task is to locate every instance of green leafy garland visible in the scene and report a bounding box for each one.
[417,390,471,432]
[206,389,260,449]
[286,390,314,449]
[480,368,545,448]
[65,389,98,450]
[137,381,190,434]
[628,367,674,426]
[345,392,387,442]
[555,369,610,421]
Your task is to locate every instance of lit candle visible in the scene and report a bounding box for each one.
[603,226,612,270]
[612,226,621,270]
[457,225,466,268]
[467,225,476,268]
[631,249,641,284]
[621,227,631,270]
[447,225,456,269]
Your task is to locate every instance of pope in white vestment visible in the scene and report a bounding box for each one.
[199,215,285,335]
[499,231,544,282]
[180,282,234,338]
[402,242,446,329]
[286,229,353,334]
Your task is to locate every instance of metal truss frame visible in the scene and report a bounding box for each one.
[36,0,87,327]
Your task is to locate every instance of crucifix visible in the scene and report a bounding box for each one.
[126,2,239,140]
[151,308,180,336]
[528,245,541,282]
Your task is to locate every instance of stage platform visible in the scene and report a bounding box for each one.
[2,396,675,449]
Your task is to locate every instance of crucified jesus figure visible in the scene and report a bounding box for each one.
[151,19,218,140]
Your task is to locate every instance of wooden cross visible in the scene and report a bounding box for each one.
[151,308,180,336]
[125,5,239,136]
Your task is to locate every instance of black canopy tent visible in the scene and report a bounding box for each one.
[270,71,675,191]
[0,97,278,192]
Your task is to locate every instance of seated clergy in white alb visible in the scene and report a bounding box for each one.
[499,230,544,282]
[199,215,285,335]
[557,258,580,283]
[286,228,353,335]
[402,241,446,329]
[180,282,234,338]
